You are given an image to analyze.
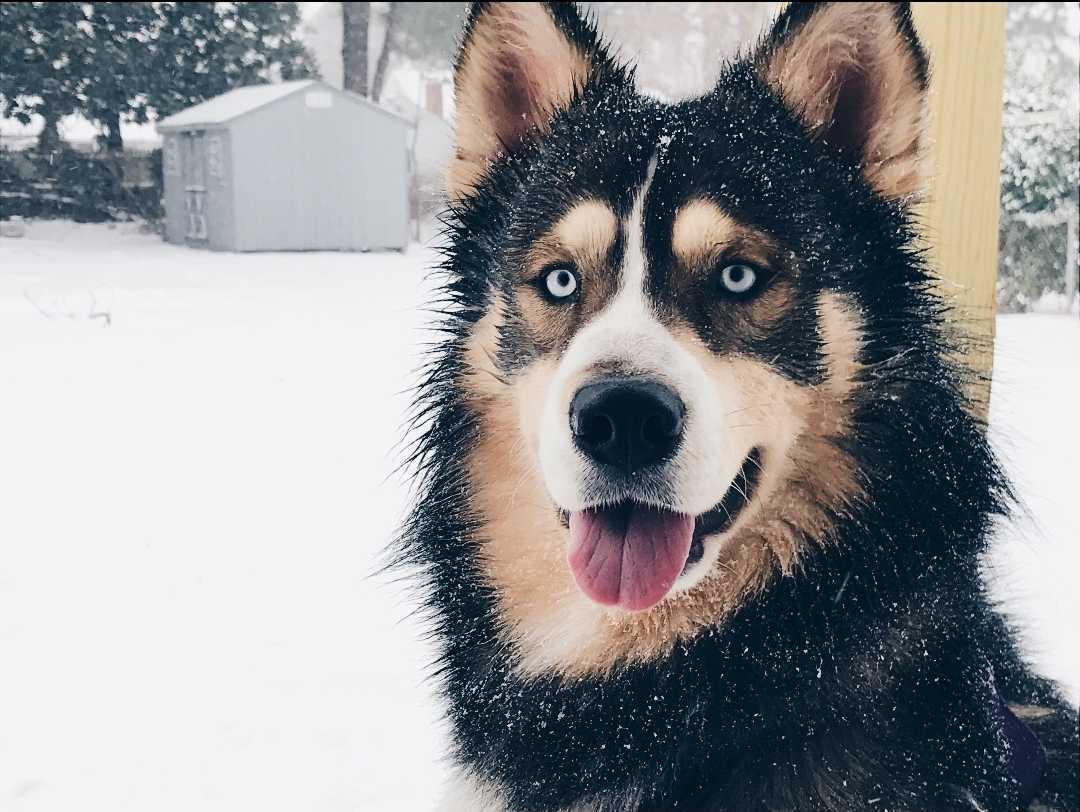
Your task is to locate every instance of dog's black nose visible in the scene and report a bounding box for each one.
[570,376,685,472]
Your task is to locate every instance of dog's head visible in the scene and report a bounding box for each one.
[442,2,931,675]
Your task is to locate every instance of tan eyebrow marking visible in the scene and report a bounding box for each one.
[531,199,618,271]
[557,199,617,259]
[518,199,620,351]
[671,198,779,271]
[671,199,740,266]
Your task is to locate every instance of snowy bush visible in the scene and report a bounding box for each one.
[0,147,161,222]
[997,2,1080,313]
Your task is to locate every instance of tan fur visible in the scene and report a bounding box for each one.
[449,4,592,200]
[818,291,864,398]
[670,199,773,269]
[464,300,508,400]
[465,356,606,672]
[518,200,619,348]
[669,198,792,335]
[671,200,741,267]
[462,288,867,677]
[760,3,927,200]
[552,200,618,266]
[744,275,796,335]
[1008,704,1055,722]
[523,199,618,288]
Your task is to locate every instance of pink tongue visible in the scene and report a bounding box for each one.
[567,505,695,612]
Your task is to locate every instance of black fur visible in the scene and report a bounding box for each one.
[394,3,1080,810]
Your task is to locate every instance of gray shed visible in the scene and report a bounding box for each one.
[157,80,409,252]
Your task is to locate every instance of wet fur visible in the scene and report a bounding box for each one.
[394,3,1080,810]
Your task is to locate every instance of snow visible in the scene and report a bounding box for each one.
[987,314,1080,704]
[1,78,414,154]
[0,222,1077,810]
[156,81,320,129]
[0,222,448,811]
[0,113,162,152]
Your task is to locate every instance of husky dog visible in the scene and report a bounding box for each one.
[395,3,1079,809]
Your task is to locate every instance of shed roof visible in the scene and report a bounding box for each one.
[157,80,408,132]
[158,81,315,130]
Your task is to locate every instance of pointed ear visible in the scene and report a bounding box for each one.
[449,2,600,200]
[757,2,930,200]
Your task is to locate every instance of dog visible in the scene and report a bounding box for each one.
[394,3,1080,809]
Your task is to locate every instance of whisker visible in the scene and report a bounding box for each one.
[724,402,778,417]
[730,480,750,502]
[480,348,510,386]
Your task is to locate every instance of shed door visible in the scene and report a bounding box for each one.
[182,131,208,244]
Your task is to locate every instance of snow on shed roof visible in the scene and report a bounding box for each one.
[157,81,316,130]
[156,80,409,132]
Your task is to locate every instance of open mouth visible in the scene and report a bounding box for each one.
[563,448,763,612]
[684,446,763,571]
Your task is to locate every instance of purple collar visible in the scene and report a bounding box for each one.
[990,667,1046,807]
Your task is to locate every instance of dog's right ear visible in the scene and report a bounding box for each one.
[448,2,601,201]
[755,2,930,201]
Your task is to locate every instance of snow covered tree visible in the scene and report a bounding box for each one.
[151,3,316,120]
[370,2,400,102]
[0,2,87,151]
[1,3,316,153]
[997,2,1080,311]
[391,2,465,71]
[79,2,161,152]
[586,2,774,99]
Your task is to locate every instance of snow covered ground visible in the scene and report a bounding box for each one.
[0,223,447,811]
[0,223,1077,811]
[986,313,1080,704]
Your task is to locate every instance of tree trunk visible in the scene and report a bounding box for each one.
[37,106,63,154]
[99,109,124,153]
[342,1,370,97]
[370,2,399,103]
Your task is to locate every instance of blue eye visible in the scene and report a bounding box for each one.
[718,263,758,295]
[544,266,579,299]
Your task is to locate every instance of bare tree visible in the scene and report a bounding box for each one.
[586,2,773,99]
[370,2,399,103]
[342,1,370,97]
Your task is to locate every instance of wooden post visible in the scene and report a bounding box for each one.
[910,3,1008,409]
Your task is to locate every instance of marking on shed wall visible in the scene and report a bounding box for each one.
[163,138,180,176]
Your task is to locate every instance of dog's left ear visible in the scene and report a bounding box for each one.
[757,2,929,200]
[448,2,603,201]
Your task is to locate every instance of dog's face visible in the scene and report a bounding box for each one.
[450,2,928,675]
